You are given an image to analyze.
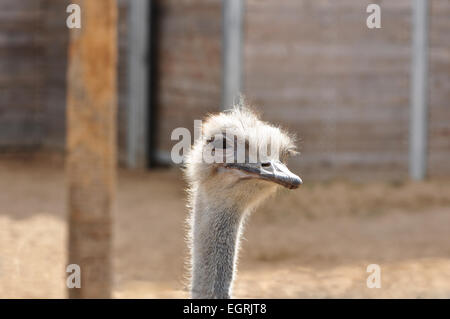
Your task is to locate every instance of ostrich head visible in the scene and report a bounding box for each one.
[184,102,302,299]
[185,104,302,213]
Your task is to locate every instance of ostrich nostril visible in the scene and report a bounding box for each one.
[261,162,271,168]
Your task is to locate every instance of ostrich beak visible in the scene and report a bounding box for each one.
[225,160,302,189]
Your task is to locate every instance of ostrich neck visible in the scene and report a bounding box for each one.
[190,191,246,299]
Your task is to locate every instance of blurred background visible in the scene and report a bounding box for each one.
[0,0,449,298]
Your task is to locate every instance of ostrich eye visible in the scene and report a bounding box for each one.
[221,137,227,149]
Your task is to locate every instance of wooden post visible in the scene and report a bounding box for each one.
[66,0,117,298]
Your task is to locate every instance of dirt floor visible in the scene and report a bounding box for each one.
[1,154,449,298]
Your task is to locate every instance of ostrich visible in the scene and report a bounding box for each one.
[184,102,302,299]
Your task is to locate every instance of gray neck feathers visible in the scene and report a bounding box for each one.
[190,191,246,299]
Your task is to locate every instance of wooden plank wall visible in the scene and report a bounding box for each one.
[428,0,450,177]
[0,0,448,180]
[153,0,222,159]
[0,0,44,148]
[244,0,449,180]
[0,0,131,163]
[40,0,70,149]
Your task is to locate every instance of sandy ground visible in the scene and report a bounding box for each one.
[0,154,449,298]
